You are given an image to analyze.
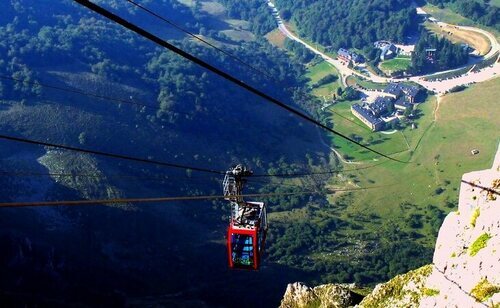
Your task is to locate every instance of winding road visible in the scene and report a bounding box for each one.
[267,1,500,94]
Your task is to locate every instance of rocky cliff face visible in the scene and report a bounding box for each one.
[280,144,500,308]
[280,282,365,308]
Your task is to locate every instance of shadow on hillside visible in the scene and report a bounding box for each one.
[0,202,311,307]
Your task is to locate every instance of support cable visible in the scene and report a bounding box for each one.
[0,134,225,175]
[0,74,190,117]
[126,0,372,132]
[125,0,276,81]
[251,161,388,178]
[0,75,386,177]
[73,0,409,164]
[0,169,308,189]
[461,179,500,196]
[0,186,387,208]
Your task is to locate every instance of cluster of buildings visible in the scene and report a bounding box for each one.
[337,48,365,64]
[374,41,399,61]
[374,40,415,60]
[351,83,421,131]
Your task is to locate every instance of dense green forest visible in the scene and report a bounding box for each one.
[217,0,276,35]
[284,38,316,63]
[426,0,499,30]
[274,0,418,51]
[0,1,333,306]
[411,30,469,74]
[0,0,445,306]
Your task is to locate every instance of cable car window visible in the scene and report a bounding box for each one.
[231,234,254,267]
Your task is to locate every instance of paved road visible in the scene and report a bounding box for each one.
[267,1,500,93]
[266,0,385,83]
[407,8,500,93]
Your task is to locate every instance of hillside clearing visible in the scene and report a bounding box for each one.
[379,56,412,74]
[425,22,491,56]
[306,61,342,98]
[265,28,287,48]
[423,4,500,40]
[220,29,255,42]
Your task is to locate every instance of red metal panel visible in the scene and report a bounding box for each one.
[227,223,260,270]
[227,227,233,268]
[253,231,259,270]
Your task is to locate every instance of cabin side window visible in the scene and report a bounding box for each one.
[231,234,254,267]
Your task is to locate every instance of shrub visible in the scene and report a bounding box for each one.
[471,278,500,302]
[423,288,440,296]
[469,233,491,256]
[470,208,480,227]
[313,74,338,88]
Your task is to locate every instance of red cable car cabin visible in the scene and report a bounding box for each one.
[227,201,268,270]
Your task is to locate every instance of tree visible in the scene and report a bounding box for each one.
[411,30,468,74]
[404,105,413,117]
[156,89,175,120]
[90,59,112,77]
[78,132,87,145]
[280,9,292,21]
[313,74,338,88]
[340,86,360,101]
[267,0,418,49]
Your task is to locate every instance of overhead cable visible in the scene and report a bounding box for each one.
[0,74,190,116]
[0,186,385,208]
[0,134,386,179]
[0,134,224,175]
[251,161,387,177]
[73,0,409,164]
[126,0,372,132]
[125,0,276,81]
[461,179,500,196]
[0,169,309,189]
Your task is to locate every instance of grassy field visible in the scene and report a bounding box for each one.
[346,75,388,90]
[265,28,287,48]
[225,19,251,31]
[332,78,500,246]
[306,61,343,97]
[379,56,412,74]
[425,22,491,55]
[200,1,226,15]
[423,4,500,40]
[307,61,339,83]
[423,4,476,26]
[220,29,255,42]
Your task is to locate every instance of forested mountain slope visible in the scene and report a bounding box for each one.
[0,1,331,306]
[2,0,493,306]
[274,0,419,51]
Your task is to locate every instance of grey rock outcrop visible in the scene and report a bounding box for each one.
[280,282,364,308]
